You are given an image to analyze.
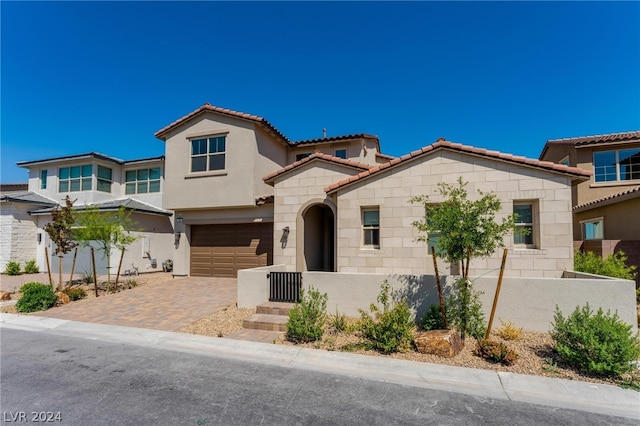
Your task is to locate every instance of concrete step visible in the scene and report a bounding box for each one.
[256,302,295,316]
[243,313,288,332]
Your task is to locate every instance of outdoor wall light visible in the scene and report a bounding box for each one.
[176,215,183,223]
[280,226,290,249]
[37,233,42,244]
[174,232,181,248]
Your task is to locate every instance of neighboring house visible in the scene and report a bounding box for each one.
[0,153,173,274]
[539,131,640,285]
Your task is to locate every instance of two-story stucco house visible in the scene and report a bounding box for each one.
[539,131,640,284]
[0,153,173,274]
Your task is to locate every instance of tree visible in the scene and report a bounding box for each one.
[411,178,518,339]
[73,206,138,291]
[43,196,77,290]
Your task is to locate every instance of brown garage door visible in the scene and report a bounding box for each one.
[190,223,273,277]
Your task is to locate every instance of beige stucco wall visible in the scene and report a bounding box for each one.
[271,161,362,271]
[334,150,575,277]
[287,137,379,166]
[574,197,640,241]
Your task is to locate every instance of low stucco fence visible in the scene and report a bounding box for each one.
[238,265,638,334]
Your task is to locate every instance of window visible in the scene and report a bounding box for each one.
[362,208,380,248]
[125,167,161,194]
[59,165,92,192]
[40,170,47,190]
[191,135,226,172]
[425,205,443,255]
[335,149,347,159]
[513,202,535,247]
[296,152,311,161]
[97,166,112,193]
[594,148,640,183]
[559,156,570,166]
[581,218,604,240]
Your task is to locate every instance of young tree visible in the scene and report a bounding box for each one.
[73,206,138,291]
[411,178,518,339]
[43,196,77,290]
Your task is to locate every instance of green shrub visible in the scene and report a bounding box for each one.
[62,287,87,301]
[82,271,94,284]
[15,282,58,313]
[420,303,446,331]
[24,259,39,274]
[445,277,487,340]
[550,303,640,377]
[286,286,328,343]
[329,308,348,333]
[358,281,415,353]
[574,250,637,280]
[5,261,21,276]
[126,279,137,289]
[475,339,519,366]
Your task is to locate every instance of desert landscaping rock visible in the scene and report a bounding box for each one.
[414,329,464,357]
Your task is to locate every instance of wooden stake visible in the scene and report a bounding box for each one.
[115,248,125,289]
[91,247,98,298]
[485,248,509,340]
[44,246,53,288]
[68,247,78,289]
[431,246,447,329]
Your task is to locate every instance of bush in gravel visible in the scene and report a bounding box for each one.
[16,282,58,313]
[286,286,327,343]
[550,304,640,377]
[329,308,348,333]
[358,281,415,353]
[445,277,487,340]
[5,261,21,276]
[497,319,523,341]
[420,303,446,331]
[474,339,519,366]
[24,259,39,274]
[62,286,87,301]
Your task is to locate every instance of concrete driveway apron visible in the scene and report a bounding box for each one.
[31,277,237,331]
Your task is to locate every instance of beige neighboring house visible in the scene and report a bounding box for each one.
[157,103,591,279]
[1,153,173,274]
[540,131,640,285]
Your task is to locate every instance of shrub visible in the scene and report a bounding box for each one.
[475,339,519,366]
[286,286,328,343]
[445,277,487,340]
[5,261,21,276]
[82,271,94,284]
[420,303,446,331]
[126,279,137,289]
[358,281,415,353]
[62,287,87,301]
[15,282,58,313]
[329,308,348,333]
[550,304,640,377]
[24,259,39,274]
[574,250,637,280]
[496,319,523,341]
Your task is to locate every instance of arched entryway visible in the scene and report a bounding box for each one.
[302,203,335,272]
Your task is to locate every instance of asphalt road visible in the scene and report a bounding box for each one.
[1,328,635,426]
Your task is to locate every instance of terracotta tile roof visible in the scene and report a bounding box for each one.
[546,131,640,147]
[263,151,372,184]
[292,134,379,146]
[375,152,397,162]
[325,139,592,194]
[154,103,290,144]
[573,185,640,213]
[255,194,274,206]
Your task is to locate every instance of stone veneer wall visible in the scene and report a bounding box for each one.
[334,150,575,277]
[0,203,38,271]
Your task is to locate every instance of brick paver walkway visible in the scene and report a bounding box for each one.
[32,276,237,332]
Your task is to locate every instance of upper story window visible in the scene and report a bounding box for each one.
[191,136,226,172]
[362,207,380,248]
[40,170,47,190]
[296,152,311,161]
[125,167,161,194]
[513,201,537,248]
[59,165,92,192]
[594,148,640,183]
[97,166,112,193]
[335,149,347,159]
[559,156,570,166]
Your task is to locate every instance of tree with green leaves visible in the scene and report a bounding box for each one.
[43,196,77,290]
[411,178,518,340]
[73,206,138,291]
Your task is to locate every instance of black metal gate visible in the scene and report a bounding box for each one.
[268,272,302,303]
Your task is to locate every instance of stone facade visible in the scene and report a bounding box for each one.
[0,203,38,271]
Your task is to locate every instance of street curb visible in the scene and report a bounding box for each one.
[1,313,638,419]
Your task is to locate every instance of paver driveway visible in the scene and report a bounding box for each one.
[31,277,237,331]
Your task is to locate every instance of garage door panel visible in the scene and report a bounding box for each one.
[190,223,273,277]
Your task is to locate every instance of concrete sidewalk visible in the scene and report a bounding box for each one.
[1,313,638,420]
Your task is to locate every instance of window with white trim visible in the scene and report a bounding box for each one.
[594,148,640,183]
[581,218,604,240]
[59,165,92,192]
[513,201,537,248]
[334,149,347,159]
[425,204,443,255]
[40,170,47,190]
[125,167,161,194]
[191,135,226,172]
[97,165,112,193]
[362,208,380,248]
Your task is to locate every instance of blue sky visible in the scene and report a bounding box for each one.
[2,1,639,183]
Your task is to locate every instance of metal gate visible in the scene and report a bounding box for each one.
[268,272,302,303]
